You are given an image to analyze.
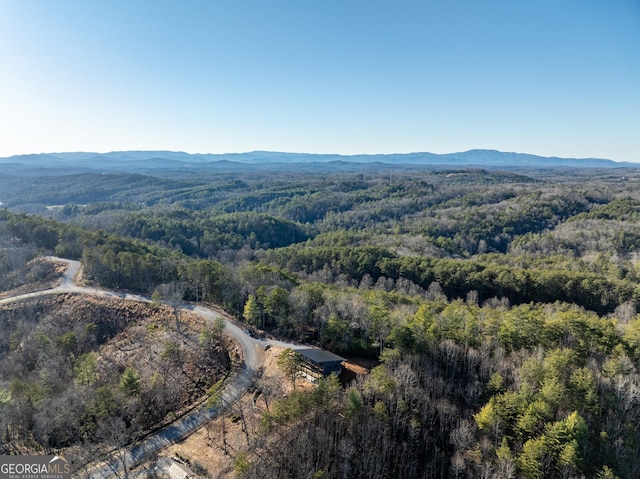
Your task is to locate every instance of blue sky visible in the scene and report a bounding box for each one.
[0,0,638,161]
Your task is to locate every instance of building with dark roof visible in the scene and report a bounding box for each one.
[295,348,345,381]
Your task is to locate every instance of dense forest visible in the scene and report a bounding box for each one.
[2,161,640,478]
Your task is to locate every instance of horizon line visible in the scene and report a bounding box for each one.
[0,148,624,163]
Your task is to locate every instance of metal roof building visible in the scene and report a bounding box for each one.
[295,348,345,381]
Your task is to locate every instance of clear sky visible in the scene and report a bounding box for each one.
[0,0,638,161]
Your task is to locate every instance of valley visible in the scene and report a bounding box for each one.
[2,152,640,478]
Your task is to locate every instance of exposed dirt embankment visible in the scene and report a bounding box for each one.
[157,346,371,479]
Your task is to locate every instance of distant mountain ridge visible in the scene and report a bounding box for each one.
[0,149,633,170]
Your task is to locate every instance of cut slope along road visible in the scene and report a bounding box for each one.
[0,257,305,478]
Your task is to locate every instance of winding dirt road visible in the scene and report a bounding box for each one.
[0,257,302,478]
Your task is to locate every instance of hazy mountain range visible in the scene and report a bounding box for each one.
[0,149,634,174]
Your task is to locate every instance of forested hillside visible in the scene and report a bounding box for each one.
[0,295,229,458]
[2,162,640,478]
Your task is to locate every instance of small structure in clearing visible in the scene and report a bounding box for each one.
[295,348,345,381]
